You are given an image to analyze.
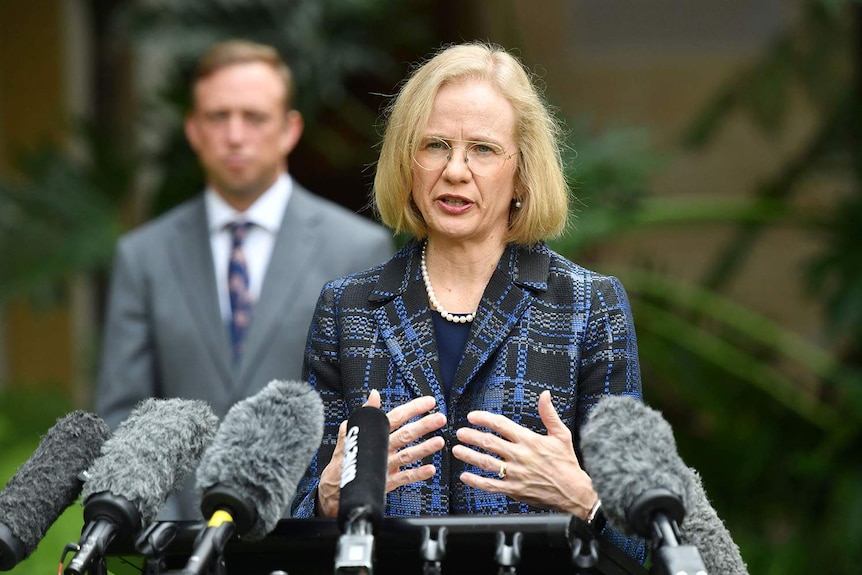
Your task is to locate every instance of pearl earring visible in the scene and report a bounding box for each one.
[514,199,522,209]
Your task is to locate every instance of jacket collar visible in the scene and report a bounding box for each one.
[368,239,551,410]
[369,239,551,303]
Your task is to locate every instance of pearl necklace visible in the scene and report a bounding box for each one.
[420,241,475,324]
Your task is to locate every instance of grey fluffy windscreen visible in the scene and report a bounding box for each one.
[81,398,218,525]
[580,395,691,533]
[582,395,749,575]
[0,411,111,555]
[679,461,749,574]
[195,380,324,541]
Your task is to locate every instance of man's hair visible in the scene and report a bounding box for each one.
[374,42,570,245]
[193,40,295,109]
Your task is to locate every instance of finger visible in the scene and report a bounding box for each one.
[325,420,349,470]
[387,464,437,492]
[317,419,350,518]
[466,409,528,443]
[537,390,568,437]
[390,436,445,471]
[331,419,348,456]
[386,395,438,431]
[451,443,506,476]
[458,471,505,494]
[390,412,447,451]
[455,426,509,460]
[363,388,381,408]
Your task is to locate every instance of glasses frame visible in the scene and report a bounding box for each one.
[413,136,518,176]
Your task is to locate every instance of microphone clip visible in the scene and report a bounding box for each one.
[335,511,375,575]
[420,526,447,575]
[334,531,375,575]
[135,521,179,575]
[494,531,522,575]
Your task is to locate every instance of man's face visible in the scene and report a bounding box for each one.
[185,61,302,210]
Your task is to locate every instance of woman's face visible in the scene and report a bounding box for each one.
[411,78,518,247]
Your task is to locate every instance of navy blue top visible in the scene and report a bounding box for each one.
[430,310,471,404]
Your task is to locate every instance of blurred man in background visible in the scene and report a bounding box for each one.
[95,39,393,519]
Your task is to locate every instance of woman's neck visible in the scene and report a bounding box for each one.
[422,237,506,314]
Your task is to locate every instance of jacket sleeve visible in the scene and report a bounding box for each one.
[576,273,647,564]
[291,279,349,517]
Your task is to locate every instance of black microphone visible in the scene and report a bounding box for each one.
[334,406,390,575]
[64,398,218,575]
[0,411,111,571]
[181,380,324,575]
[581,395,748,575]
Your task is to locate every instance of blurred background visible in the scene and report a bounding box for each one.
[2,0,862,573]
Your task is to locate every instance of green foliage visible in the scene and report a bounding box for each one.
[681,1,862,331]
[550,1,862,572]
[0,145,122,304]
[552,110,862,572]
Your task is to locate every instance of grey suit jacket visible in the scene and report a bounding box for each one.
[95,179,394,519]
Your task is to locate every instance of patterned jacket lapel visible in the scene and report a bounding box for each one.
[369,242,444,404]
[449,243,549,406]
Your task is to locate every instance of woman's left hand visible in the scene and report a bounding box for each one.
[452,390,598,520]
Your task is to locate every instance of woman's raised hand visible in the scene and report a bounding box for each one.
[316,389,446,517]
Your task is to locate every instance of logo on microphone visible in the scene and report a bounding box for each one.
[340,425,360,488]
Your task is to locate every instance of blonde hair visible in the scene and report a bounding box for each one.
[374,42,569,244]
[193,40,295,109]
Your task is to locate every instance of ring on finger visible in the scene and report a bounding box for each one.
[498,460,508,479]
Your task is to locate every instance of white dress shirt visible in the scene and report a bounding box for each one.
[205,174,292,323]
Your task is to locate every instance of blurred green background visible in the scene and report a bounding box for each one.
[2,0,862,573]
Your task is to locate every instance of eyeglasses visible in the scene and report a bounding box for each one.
[413,137,517,177]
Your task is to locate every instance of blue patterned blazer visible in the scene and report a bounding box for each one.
[292,239,645,560]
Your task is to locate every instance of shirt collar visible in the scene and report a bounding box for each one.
[205,174,292,233]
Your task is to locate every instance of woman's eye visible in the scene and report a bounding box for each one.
[425,139,448,151]
[471,143,497,155]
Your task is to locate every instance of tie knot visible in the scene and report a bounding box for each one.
[228,221,253,246]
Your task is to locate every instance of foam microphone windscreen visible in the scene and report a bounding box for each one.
[580,395,690,534]
[680,467,749,575]
[581,395,749,575]
[336,406,390,534]
[81,398,219,526]
[195,380,324,541]
[0,411,111,570]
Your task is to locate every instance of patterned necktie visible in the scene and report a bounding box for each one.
[228,221,254,363]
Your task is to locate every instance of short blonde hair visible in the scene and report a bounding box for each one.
[193,40,295,110]
[374,42,569,244]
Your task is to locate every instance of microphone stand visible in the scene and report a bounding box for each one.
[628,488,707,575]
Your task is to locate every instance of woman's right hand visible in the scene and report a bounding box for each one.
[316,389,447,517]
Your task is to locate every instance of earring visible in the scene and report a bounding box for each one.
[514,199,522,209]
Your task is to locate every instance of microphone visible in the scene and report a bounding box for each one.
[182,380,324,575]
[581,395,748,575]
[0,411,111,571]
[334,406,390,575]
[64,398,218,575]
